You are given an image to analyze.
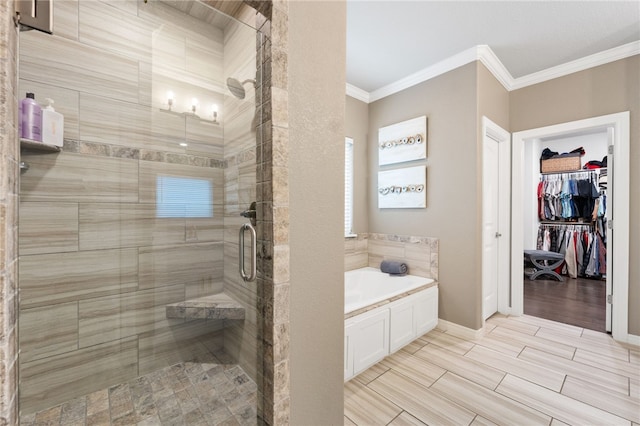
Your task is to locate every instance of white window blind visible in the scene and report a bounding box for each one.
[345,137,354,236]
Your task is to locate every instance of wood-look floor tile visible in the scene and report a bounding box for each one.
[488,324,576,359]
[344,415,357,426]
[368,370,475,425]
[430,372,551,425]
[632,376,639,399]
[470,415,498,426]
[417,330,474,355]
[486,315,540,335]
[473,332,525,357]
[399,338,426,355]
[519,347,630,395]
[496,374,631,425]
[561,375,640,423]
[380,348,446,388]
[550,418,571,426]
[414,343,505,390]
[629,349,639,366]
[388,411,426,426]
[535,328,630,362]
[344,378,402,426]
[465,345,565,391]
[353,362,389,386]
[510,314,584,336]
[573,347,639,379]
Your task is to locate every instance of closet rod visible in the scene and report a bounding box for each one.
[539,222,593,227]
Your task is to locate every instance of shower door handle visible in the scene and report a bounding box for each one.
[239,223,257,282]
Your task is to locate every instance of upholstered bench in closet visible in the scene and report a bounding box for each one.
[524,250,565,281]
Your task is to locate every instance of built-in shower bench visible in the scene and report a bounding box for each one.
[165,293,245,320]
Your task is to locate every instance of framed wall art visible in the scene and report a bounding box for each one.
[378,116,427,166]
[378,166,426,209]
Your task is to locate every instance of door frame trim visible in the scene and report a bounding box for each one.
[481,117,511,321]
[510,111,630,342]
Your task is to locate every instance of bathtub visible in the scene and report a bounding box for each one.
[345,267,435,315]
[344,267,438,381]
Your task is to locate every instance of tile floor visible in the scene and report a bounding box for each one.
[345,314,640,426]
[20,361,257,426]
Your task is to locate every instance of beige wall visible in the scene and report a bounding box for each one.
[346,96,369,234]
[367,63,479,329]
[510,55,640,336]
[289,0,346,424]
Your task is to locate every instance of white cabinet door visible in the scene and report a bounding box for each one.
[415,287,439,336]
[344,321,355,381]
[352,309,390,375]
[389,298,417,353]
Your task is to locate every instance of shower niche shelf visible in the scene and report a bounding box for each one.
[165,292,245,321]
[20,138,61,152]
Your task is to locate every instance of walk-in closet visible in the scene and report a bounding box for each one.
[523,130,609,332]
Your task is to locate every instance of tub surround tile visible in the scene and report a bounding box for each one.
[348,233,439,280]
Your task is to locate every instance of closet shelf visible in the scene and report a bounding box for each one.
[540,167,606,176]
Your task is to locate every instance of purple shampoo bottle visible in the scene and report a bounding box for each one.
[21,93,42,141]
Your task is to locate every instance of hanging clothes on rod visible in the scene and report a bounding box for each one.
[536,223,606,279]
[538,169,604,222]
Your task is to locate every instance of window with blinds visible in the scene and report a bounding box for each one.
[345,137,354,236]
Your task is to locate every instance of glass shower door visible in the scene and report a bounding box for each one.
[17,1,263,424]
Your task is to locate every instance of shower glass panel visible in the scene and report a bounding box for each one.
[17,1,263,423]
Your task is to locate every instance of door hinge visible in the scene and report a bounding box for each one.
[607,294,613,304]
[608,145,614,155]
[607,220,613,230]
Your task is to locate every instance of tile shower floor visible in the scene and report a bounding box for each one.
[20,361,257,426]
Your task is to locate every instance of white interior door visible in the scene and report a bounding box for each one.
[482,117,511,321]
[482,135,499,320]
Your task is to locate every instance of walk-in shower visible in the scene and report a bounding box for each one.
[17,1,266,424]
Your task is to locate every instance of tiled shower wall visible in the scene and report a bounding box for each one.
[17,1,256,414]
[0,0,19,424]
[345,233,439,280]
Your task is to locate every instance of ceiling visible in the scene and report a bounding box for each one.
[347,1,640,93]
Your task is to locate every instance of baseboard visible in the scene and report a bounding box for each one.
[437,319,485,340]
[625,333,640,348]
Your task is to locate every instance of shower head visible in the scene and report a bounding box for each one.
[226,77,256,100]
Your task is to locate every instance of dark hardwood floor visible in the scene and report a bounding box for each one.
[523,276,607,332]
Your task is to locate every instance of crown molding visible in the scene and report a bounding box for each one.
[368,46,480,103]
[476,45,514,91]
[510,40,640,90]
[346,83,370,103]
[346,42,640,102]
